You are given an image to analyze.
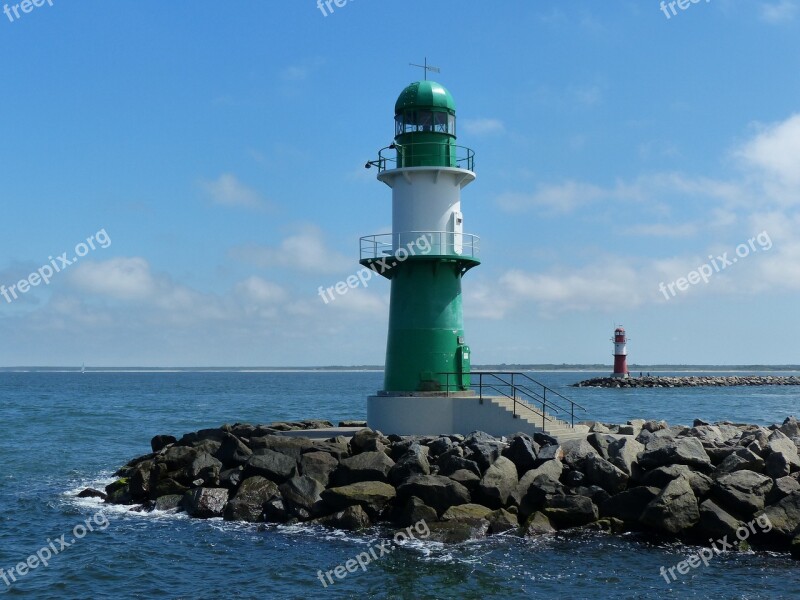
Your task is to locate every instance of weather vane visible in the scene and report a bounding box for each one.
[409,58,440,80]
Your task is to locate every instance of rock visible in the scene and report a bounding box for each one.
[338,420,368,428]
[717,447,766,474]
[617,425,636,436]
[589,422,611,434]
[643,420,668,433]
[477,456,518,508]
[77,488,107,500]
[447,469,481,491]
[332,451,395,486]
[486,509,519,534]
[151,435,176,452]
[104,479,133,505]
[243,450,297,483]
[780,417,800,439]
[185,487,229,519]
[524,511,556,535]
[714,470,774,516]
[154,495,183,511]
[517,475,566,518]
[264,498,289,523]
[762,491,800,537]
[152,477,188,498]
[569,485,611,506]
[163,446,199,470]
[249,435,315,461]
[640,465,711,499]
[640,476,700,534]
[466,441,504,473]
[219,467,244,490]
[607,437,644,476]
[300,451,339,487]
[437,454,481,478]
[321,481,397,515]
[188,452,223,482]
[397,496,438,527]
[686,425,725,445]
[533,432,559,448]
[426,520,488,543]
[216,433,253,466]
[583,454,629,494]
[428,436,454,457]
[560,439,599,470]
[349,428,384,455]
[397,475,471,515]
[223,476,279,522]
[542,495,598,528]
[600,486,661,522]
[698,499,744,540]
[441,503,493,522]
[389,444,430,485]
[535,444,563,465]
[502,436,538,474]
[638,437,712,470]
[563,470,585,487]
[770,476,800,503]
[587,433,618,460]
[766,430,800,478]
[314,505,372,530]
[280,475,325,519]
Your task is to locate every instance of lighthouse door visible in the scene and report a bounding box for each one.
[452,211,463,255]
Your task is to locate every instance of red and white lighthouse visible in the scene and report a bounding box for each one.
[612,327,629,378]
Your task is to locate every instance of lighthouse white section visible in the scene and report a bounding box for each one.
[614,342,627,355]
[378,167,475,255]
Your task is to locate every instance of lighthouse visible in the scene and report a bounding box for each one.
[612,327,629,378]
[361,79,480,434]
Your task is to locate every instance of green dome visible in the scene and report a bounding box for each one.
[395,81,456,114]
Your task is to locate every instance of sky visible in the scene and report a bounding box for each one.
[1,0,799,367]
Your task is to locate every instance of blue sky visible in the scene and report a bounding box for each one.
[1,0,799,366]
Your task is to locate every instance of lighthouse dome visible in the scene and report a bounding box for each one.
[395,81,456,115]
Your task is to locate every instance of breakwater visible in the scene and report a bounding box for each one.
[88,417,800,557]
[573,375,800,388]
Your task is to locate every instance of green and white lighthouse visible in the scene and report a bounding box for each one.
[361,79,481,434]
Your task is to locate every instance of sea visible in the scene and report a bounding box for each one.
[0,370,798,599]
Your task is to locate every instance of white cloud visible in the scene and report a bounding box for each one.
[461,118,505,136]
[69,257,158,301]
[229,225,351,273]
[737,113,800,193]
[760,1,797,23]
[200,174,266,209]
[625,223,698,237]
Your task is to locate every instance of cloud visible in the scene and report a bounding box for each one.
[200,174,267,209]
[68,257,158,301]
[625,223,698,237]
[737,113,800,194]
[229,225,351,273]
[760,0,797,22]
[461,118,505,136]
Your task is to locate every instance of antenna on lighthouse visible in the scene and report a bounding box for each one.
[409,58,440,80]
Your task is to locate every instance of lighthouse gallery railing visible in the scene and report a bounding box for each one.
[440,371,586,429]
[360,231,480,261]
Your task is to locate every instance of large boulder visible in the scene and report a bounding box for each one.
[332,451,395,486]
[477,456,518,509]
[640,476,700,534]
[314,505,372,531]
[502,435,539,474]
[600,486,661,522]
[560,439,600,471]
[397,496,438,527]
[514,459,564,507]
[638,437,712,470]
[151,434,176,453]
[249,435,315,461]
[640,464,711,499]
[185,487,229,519]
[766,431,800,479]
[517,474,566,518]
[466,440,505,473]
[779,417,800,439]
[223,476,279,522]
[762,491,800,538]
[713,470,773,517]
[542,495,598,528]
[524,511,556,536]
[279,475,326,519]
[300,451,339,487]
[397,474,471,515]
[437,454,481,478]
[441,503,493,522]
[486,509,519,534]
[216,433,253,467]
[698,499,744,540]
[349,428,386,454]
[389,444,430,485]
[607,437,644,476]
[321,481,397,516]
[188,452,223,483]
[447,469,481,491]
[243,450,297,483]
[717,447,765,475]
[583,454,629,494]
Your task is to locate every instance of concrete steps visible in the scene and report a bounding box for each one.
[485,396,589,441]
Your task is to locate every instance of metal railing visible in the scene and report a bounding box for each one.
[360,231,480,261]
[366,143,475,172]
[439,371,586,429]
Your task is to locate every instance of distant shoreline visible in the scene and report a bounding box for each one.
[2,365,800,373]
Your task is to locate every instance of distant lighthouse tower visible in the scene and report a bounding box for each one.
[612,327,630,378]
[361,76,480,433]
